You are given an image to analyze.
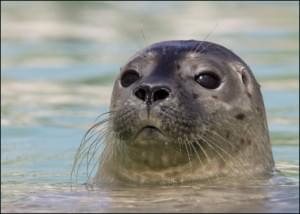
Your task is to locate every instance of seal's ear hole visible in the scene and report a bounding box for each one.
[240,70,253,98]
[195,72,221,89]
[241,72,247,85]
[120,70,140,87]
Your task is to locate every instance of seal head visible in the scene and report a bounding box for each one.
[95,40,274,184]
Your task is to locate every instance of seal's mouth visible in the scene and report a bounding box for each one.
[136,125,163,137]
[131,125,166,144]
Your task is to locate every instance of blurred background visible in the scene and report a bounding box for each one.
[1,1,299,210]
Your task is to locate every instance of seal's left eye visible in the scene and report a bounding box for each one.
[195,72,221,89]
[120,70,140,87]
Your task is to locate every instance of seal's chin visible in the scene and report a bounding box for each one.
[131,125,167,147]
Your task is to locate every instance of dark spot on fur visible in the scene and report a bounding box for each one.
[256,106,263,116]
[192,64,197,70]
[225,131,230,139]
[256,106,261,114]
[247,139,251,145]
[235,113,245,120]
[176,64,180,70]
[212,95,218,99]
[247,91,252,98]
[193,93,199,99]
[241,138,245,144]
[211,111,217,116]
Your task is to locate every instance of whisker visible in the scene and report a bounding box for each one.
[190,133,211,163]
[193,22,219,53]
[86,128,111,179]
[87,132,114,181]
[189,140,203,165]
[182,136,192,169]
[71,111,114,187]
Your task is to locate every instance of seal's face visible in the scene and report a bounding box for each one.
[104,40,274,183]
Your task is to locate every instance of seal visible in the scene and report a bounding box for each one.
[73,40,275,185]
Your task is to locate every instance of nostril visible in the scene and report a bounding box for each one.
[153,88,170,102]
[134,85,170,104]
[134,88,147,101]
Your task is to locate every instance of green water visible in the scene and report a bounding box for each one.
[1,2,299,212]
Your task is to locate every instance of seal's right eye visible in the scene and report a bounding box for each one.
[195,72,221,89]
[120,70,140,87]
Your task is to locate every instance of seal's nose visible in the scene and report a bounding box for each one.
[134,85,170,105]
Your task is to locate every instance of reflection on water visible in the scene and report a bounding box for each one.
[1,1,299,213]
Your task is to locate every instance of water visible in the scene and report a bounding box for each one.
[1,2,299,213]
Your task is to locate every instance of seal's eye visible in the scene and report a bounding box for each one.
[120,70,140,87]
[195,72,221,89]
